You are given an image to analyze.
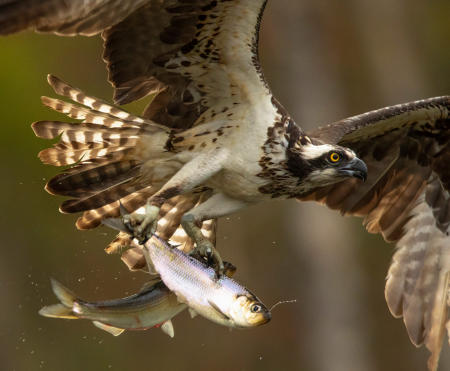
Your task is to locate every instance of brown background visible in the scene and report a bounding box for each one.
[0,1,449,370]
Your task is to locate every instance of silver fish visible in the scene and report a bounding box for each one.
[39,261,238,337]
[144,235,271,328]
[39,278,184,337]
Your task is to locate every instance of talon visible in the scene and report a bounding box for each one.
[181,213,224,277]
[195,239,224,278]
[121,204,160,243]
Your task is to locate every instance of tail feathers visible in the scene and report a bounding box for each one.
[38,145,133,167]
[32,120,146,140]
[44,75,169,132]
[40,96,152,131]
[32,118,141,167]
[60,180,148,213]
[34,76,173,229]
[76,186,155,229]
[50,279,76,308]
[46,160,141,197]
[39,304,77,320]
[47,75,152,127]
[105,232,136,255]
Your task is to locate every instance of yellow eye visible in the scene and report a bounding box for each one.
[329,152,341,163]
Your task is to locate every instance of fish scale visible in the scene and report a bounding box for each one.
[145,235,271,328]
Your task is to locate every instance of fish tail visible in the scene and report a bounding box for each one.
[39,279,81,319]
[39,304,77,319]
[50,278,77,308]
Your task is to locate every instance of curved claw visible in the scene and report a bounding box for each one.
[196,239,224,278]
[122,204,160,244]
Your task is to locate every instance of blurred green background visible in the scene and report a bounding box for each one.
[0,1,449,370]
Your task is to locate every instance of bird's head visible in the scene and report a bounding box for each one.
[287,142,367,192]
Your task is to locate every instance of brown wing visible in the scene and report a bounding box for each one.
[101,0,270,129]
[303,97,450,369]
[0,0,271,130]
[0,0,148,36]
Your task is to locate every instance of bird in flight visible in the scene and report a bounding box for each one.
[1,0,448,368]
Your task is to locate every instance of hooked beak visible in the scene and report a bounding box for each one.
[338,157,368,182]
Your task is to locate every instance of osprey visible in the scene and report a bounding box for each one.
[1,0,448,368]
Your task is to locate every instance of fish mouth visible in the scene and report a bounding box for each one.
[258,311,272,325]
[338,158,368,182]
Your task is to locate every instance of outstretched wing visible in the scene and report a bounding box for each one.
[0,0,273,130]
[304,97,450,369]
[102,0,271,129]
[0,0,148,36]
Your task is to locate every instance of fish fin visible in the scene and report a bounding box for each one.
[50,278,76,308]
[38,304,77,319]
[207,300,230,321]
[92,321,125,336]
[188,308,198,319]
[160,320,175,338]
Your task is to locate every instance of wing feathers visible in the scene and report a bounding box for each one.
[33,76,172,229]
[46,74,162,128]
[60,180,147,213]
[305,98,450,366]
[0,0,148,36]
[385,188,449,352]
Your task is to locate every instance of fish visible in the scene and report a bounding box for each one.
[39,261,238,337]
[39,278,183,337]
[143,235,271,328]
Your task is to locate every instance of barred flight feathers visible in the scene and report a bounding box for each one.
[76,186,156,230]
[0,0,148,36]
[304,97,450,369]
[34,76,173,229]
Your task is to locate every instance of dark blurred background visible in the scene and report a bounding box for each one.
[0,1,449,370]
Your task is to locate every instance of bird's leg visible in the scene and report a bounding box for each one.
[181,214,223,275]
[180,193,249,277]
[122,150,227,243]
[122,203,161,244]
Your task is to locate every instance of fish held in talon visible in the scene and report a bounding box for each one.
[145,235,271,328]
[39,261,240,336]
[39,278,185,337]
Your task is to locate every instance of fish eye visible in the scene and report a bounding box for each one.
[250,303,263,313]
[329,152,341,163]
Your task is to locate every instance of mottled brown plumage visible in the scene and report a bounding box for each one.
[302,98,450,367]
